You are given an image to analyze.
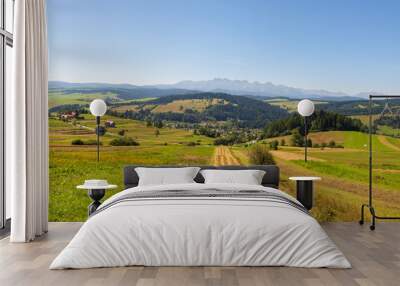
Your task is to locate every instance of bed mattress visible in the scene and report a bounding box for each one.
[50,183,351,269]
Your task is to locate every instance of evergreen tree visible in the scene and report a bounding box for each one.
[290,130,304,147]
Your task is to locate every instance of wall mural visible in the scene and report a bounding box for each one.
[47,0,400,222]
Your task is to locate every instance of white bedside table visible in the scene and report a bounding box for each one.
[77,181,117,216]
[289,177,321,210]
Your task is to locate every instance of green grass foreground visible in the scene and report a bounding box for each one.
[233,130,400,222]
[50,114,400,223]
[49,115,215,221]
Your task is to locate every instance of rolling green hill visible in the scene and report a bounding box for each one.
[48,81,198,105]
[248,129,400,221]
[263,110,367,138]
[109,93,289,128]
[320,98,400,116]
[265,98,328,112]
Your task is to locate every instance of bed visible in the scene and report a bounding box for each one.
[50,165,350,269]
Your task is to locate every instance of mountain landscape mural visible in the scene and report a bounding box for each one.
[46,0,400,226]
[48,77,400,222]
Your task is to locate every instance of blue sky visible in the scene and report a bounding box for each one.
[47,0,400,94]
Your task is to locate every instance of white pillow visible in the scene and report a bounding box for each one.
[200,169,266,185]
[135,167,200,186]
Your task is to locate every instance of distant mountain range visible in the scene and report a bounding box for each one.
[153,78,364,101]
[49,79,369,101]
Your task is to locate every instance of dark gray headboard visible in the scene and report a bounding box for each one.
[123,165,280,189]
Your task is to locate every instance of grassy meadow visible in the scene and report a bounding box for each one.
[49,115,215,221]
[48,92,117,108]
[235,130,400,222]
[50,114,400,223]
[48,91,155,108]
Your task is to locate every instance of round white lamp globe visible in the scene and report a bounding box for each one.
[297,99,315,117]
[90,99,107,117]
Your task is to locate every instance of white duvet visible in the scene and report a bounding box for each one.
[50,183,351,269]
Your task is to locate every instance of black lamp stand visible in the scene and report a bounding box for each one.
[304,116,308,162]
[96,116,100,162]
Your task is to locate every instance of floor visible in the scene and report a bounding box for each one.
[0,222,399,286]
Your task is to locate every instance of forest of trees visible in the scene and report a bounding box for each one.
[263,110,367,138]
[320,99,400,116]
[49,104,89,114]
[374,116,400,129]
[117,93,289,128]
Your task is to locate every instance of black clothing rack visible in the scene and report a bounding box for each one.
[359,95,400,230]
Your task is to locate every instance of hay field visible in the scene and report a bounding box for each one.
[49,115,215,221]
[235,131,400,222]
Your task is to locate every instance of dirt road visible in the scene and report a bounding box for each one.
[378,135,400,151]
[211,146,240,166]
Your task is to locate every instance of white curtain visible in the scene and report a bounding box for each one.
[9,0,48,242]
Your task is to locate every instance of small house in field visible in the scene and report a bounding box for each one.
[105,120,116,128]
[59,111,77,121]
